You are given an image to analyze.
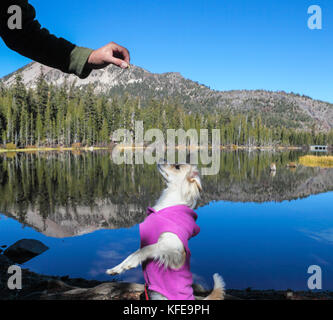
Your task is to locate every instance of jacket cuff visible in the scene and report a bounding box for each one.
[69,46,94,79]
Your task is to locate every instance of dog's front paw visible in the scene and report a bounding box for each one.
[106,268,115,275]
[106,262,130,275]
[106,254,141,276]
[106,266,123,275]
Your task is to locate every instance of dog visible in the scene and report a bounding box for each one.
[106,163,225,300]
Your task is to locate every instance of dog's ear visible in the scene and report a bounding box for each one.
[187,169,202,192]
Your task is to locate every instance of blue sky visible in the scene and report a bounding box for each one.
[0,0,332,103]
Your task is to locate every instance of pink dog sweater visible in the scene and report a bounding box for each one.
[139,205,200,300]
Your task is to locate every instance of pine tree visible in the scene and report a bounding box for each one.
[35,112,43,146]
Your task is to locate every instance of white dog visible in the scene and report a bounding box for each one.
[107,163,225,300]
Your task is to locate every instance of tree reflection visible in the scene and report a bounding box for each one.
[0,150,332,237]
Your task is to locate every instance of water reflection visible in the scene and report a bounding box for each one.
[0,151,332,237]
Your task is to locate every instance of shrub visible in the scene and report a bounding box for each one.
[299,155,333,168]
[72,142,82,149]
[5,143,17,150]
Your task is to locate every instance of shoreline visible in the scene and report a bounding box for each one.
[0,256,332,300]
[0,145,304,153]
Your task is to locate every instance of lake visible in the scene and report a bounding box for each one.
[0,150,332,290]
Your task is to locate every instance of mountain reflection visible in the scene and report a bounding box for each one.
[0,151,332,237]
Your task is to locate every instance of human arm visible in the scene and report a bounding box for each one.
[0,0,130,78]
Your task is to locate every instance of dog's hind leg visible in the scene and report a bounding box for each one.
[149,290,169,300]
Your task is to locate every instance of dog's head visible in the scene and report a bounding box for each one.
[157,163,203,207]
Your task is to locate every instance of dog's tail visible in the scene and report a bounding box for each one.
[204,273,225,300]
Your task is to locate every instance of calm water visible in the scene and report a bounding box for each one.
[0,150,332,290]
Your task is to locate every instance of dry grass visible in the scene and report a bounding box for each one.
[299,155,333,168]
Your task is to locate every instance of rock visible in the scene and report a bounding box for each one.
[192,283,206,294]
[4,239,49,264]
[39,282,145,300]
[224,293,242,300]
[0,254,12,267]
[287,162,297,168]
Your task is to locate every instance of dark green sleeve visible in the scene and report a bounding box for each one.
[0,0,93,79]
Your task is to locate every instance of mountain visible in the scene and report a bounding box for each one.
[2,62,333,131]
[3,201,145,238]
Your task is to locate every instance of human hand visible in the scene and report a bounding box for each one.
[87,42,130,69]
